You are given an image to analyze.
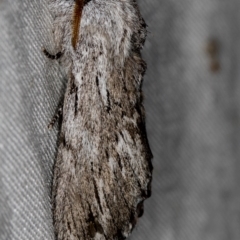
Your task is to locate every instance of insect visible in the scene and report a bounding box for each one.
[206,38,220,73]
[44,0,153,239]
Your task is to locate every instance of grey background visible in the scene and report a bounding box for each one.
[1,0,240,239]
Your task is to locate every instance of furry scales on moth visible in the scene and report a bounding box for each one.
[47,0,152,239]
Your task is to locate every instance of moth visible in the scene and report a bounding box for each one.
[44,0,153,239]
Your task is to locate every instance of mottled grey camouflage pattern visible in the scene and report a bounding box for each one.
[1,0,240,240]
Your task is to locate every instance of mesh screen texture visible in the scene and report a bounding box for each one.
[1,0,240,240]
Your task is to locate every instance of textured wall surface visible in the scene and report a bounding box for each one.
[1,0,240,240]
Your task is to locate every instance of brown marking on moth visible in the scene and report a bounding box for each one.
[206,39,220,73]
[72,0,84,50]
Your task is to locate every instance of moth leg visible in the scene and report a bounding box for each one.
[42,47,63,60]
[48,102,63,129]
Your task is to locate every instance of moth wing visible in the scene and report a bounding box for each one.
[52,1,152,239]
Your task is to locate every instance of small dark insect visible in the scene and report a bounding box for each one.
[206,39,220,73]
